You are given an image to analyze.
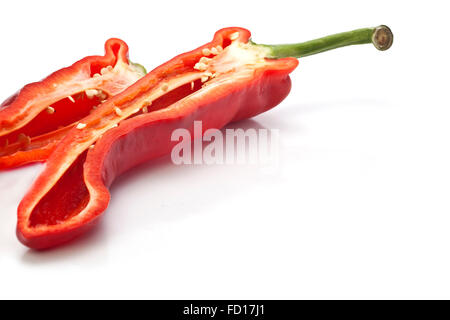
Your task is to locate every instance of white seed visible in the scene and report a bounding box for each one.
[194,62,207,71]
[210,47,219,55]
[93,73,101,78]
[201,72,213,83]
[100,67,109,75]
[133,108,140,114]
[101,100,107,103]
[46,106,55,114]
[202,48,211,56]
[96,90,107,100]
[76,123,86,129]
[114,107,123,116]
[106,65,113,71]
[229,32,239,40]
[142,106,148,113]
[161,84,169,92]
[89,144,95,149]
[191,81,194,90]
[111,124,118,128]
[52,83,58,88]
[85,89,98,99]
[68,96,75,103]
[199,57,211,64]
[216,45,223,52]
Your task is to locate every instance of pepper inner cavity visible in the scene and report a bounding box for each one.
[0,91,108,155]
[29,151,90,227]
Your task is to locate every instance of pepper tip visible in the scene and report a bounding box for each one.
[372,25,393,51]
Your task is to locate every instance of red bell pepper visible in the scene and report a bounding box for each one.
[0,38,146,169]
[15,26,393,249]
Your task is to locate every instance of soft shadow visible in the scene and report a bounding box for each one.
[251,99,387,133]
[226,118,268,130]
[272,98,386,117]
[21,221,107,264]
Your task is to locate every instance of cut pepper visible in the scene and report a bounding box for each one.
[16,26,393,249]
[0,38,146,169]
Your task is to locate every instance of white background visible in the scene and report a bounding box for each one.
[0,0,449,299]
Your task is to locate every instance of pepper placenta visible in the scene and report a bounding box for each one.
[0,38,146,169]
[14,26,393,249]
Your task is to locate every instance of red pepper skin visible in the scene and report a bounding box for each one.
[17,28,298,249]
[0,38,145,170]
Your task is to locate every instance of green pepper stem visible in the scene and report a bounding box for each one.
[252,25,393,59]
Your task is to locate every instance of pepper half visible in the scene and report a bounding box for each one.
[16,26,393,249]
[0,38,146,169]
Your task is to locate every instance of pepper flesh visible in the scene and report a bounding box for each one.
[15,26,392,249]
[0,38,146,169]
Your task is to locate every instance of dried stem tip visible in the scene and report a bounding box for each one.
[372,25,393,51]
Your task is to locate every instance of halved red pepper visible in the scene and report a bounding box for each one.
[0,38,146,169]
[16,26,393,249]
